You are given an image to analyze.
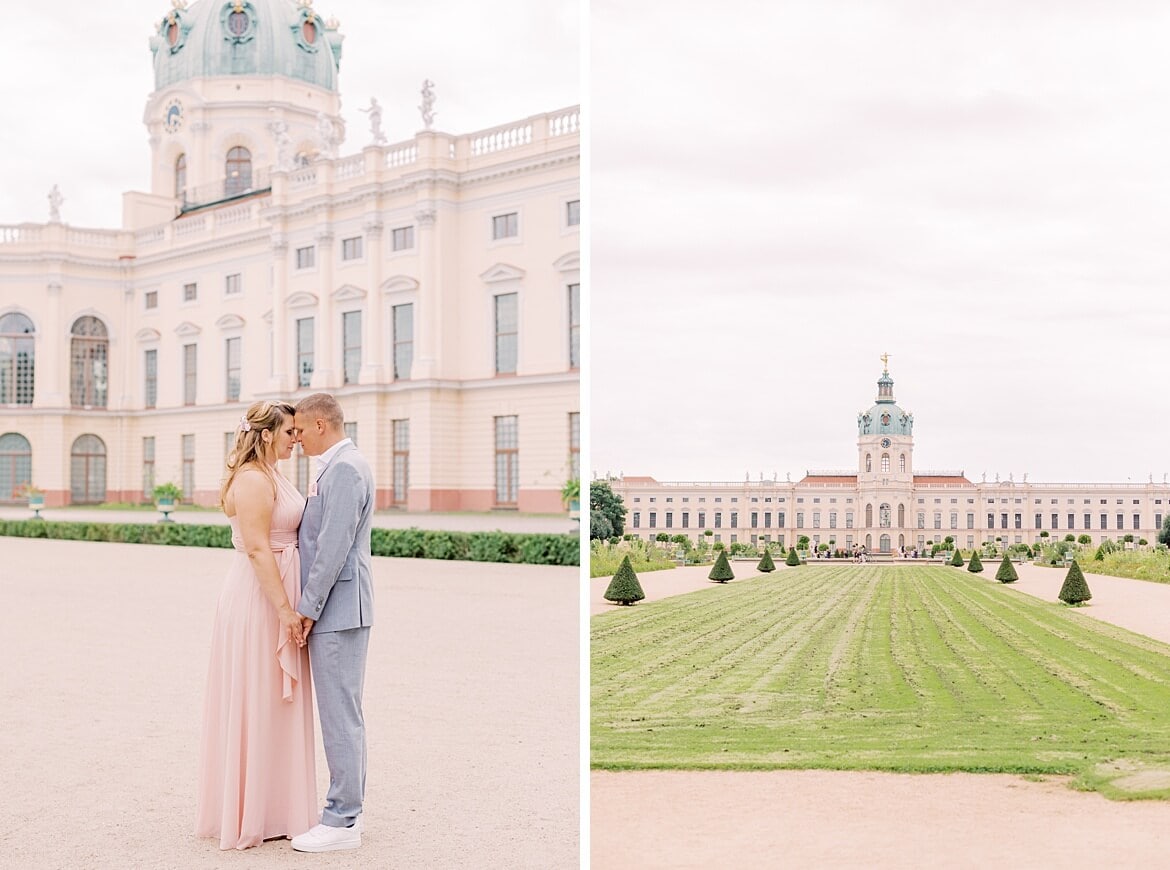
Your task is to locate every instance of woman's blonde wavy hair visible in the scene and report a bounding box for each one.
[218,400,296,506]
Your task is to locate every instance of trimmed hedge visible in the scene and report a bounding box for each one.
[0,520,578,567]
[709,550,734,582]
[604,555,645,605]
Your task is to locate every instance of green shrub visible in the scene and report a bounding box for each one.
[785,548,801,567]
[995,553,1018,583]
[1059,560,1092,605]
[967,550,984,573]
[604,556,645,605]
[950,549,964,567]
[709,550,734,582]
[757,550,776,573]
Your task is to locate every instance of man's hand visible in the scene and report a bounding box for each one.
[280,607,305,647]
[301,616,316,640]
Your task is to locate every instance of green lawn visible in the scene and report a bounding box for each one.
[591,564,1170,798]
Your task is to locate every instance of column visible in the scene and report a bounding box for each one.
[310,228,335,388]
[413,204,438,379]
[39,279,65,406]
[359,218,384,384]
[269,234,290,393]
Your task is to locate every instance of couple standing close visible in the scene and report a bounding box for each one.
[194,393,374,852]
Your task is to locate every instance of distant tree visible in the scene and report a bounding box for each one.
[1093,545,1105,561]
[1064,534,1076,543]
[1160,515,1170,547]
[757,550,776,572]
[604,555,645,605]
[785,548,801,566]
[995,553,1018,583]
[654,532,670,546]
[590,510,613,542]
[1077,534,1091,546]
[967,550,984,573]
[1123,534,1134,543]
[709,550,734,583]
[797,535,811,551]
[589,481,626,540]
[1058,560,1092,605]
[950,549,964,567]
[1039,531,1050,539]
[670,534,692,553]
[713,542,724,551]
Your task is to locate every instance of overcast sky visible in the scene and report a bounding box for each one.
[591,1,1170,485]
[0,0,578,228]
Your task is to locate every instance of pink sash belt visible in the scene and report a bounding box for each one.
[273,542,303,702]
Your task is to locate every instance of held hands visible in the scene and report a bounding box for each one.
[279,607,306,648]
[301,616,316,640]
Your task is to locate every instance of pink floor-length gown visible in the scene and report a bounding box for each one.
[195,472,316,850]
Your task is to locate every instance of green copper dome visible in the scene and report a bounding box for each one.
[150,0,342,92]
[858,369,913,436]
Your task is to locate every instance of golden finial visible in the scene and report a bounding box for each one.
[880,352,889,373]
[232,1,245,12]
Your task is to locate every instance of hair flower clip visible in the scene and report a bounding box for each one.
[239,416,252,432]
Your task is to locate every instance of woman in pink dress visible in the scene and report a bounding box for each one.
[195,400,317,849]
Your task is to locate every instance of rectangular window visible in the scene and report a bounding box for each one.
[715,512,722,528]
[1116,514,1124,530]
[682,512,689,528]
[341,236,363,261]
[145,290,158,309]
[988,513,995,529]
[1101,513,1108,530]
[224,432,234,462]
[1068,513,1075,530]
[343,421,358,446]
[224,337,241,402]
[144,349,157,409]
[295,245,315,269]
[632,512,641,529]
[779,512,786,528]
[950,512,958,529]
[492,212,518,240]
[967,513,974,529]
[142,436,155,500]
[1085,513,1092,529]
[568,283,580,369]
[1156,513,1163,530]
[649,513,657,528]
[181,434,195,500]
[569,412,580,481]
[391,225,415,251]
[698,512,705,529]
[666,512,673,529]
[342,311,362,384]
[566,199,580,227]
[796,512,803,529]
[494,415,519,506]
[1134,514,1141,530]
[917,512,925,529]
[765,512,772,528]
[812,512,820,528]
[392,419,409,504]
[182,343,197,405]
[1014,513,1022,529]
[829,512,837,529]
[934,513,941,530]
[731,512,738,528]
[224,273,241,295]
[392,303,413,380]
[296,317,314,387]
[494,293,518,374]
[182,282,197,302]
[1001,513,1008,530]
[751,512,759,528]
[1035,514,1042,529]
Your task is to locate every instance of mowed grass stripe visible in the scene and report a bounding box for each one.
[592,565,1170,790]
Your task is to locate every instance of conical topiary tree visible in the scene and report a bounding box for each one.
[603,555,645,606]
[785,547,801,567]
[757,550,776,573]
[995,553,1018,583]
[950,549,964,567]
[709,550,734,583]
[967,550,984,573]
[1058,560,1092,605]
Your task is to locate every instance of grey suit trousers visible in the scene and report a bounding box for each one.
[309,626,371,827]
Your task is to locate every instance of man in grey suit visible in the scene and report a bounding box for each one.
[290,393,375,853]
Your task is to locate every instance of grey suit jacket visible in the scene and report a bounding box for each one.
[296,442,375,633]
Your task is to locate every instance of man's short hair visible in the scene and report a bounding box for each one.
[295,392,344,429]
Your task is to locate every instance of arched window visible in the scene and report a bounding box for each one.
[879,503,891,528]
[0,432,32,504]
[70,434,107,504]
[865,504,873,527]
[70,316,108,408]
[899,453,906,473]
[898,504,906,527]
[225,146,252,197]
[175,153,187,201]
[0,312,35,405]
[865,453,871,472]
[879,534,891,553]
[881,453,890,473]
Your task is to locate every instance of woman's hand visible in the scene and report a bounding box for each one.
[280,606,306,647]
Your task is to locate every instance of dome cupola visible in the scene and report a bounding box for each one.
[858,356,913,437]
[150,0,342,92]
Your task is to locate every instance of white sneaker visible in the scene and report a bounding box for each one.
[291,822,362,853]
[317,813,362,833]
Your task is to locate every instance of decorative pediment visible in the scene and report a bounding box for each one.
[174,321,201,337]
[215,313,246,330]
[286,291,318,308]
[136,328,161,343]
[479,263,526,283]
[332,284,367,302]
[553,251,580,272]
[381,275,419,294]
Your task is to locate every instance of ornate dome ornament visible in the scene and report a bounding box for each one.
[222,1,256,44]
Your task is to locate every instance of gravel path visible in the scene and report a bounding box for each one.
[0,538,578,869]
[591,559,1170,868]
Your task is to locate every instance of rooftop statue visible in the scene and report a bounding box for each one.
[360,97,388,146]
[419,79,436,130]
[48,185,63,223]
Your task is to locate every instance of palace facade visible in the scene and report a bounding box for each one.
[610,367,1168,552]
[0,0,579,511]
